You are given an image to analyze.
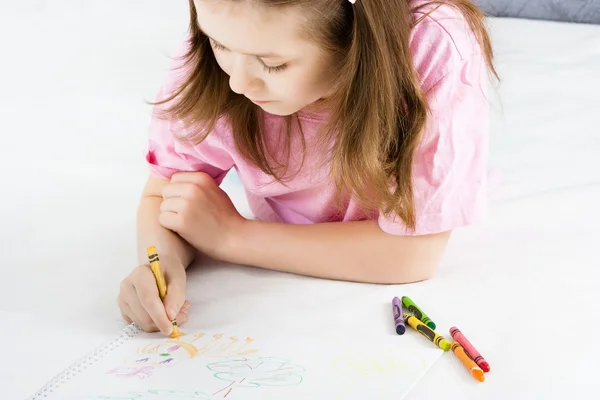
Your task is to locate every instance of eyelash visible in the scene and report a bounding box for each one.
[210,40,288,74]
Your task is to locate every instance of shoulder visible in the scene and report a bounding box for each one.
[409,1,484,92]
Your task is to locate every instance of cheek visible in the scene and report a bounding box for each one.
[278,69,329,100]
[271,67,315,93]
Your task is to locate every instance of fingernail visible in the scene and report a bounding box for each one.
[168,309,177,320]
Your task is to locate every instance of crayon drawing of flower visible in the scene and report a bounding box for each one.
[207,356,305,398]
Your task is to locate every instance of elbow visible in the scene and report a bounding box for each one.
[377,263,438,285]
[374,231,450,284]
[370,245,447,284]
[407,268,437,283]
[402,266,437,284]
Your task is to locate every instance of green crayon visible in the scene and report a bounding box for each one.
[401,296,436,329]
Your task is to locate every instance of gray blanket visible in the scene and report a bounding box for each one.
[474,0,600,24]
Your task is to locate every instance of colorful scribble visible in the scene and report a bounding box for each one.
[107,339,198,378]
[187,333,258,359]
[106,332,259,379]
[207,356,305,398]
[106,366,154,379]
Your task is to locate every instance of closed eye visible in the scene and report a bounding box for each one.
[210,40,226,51]
[209,39,288,74]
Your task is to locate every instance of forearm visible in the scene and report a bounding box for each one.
[136,196,197,269]
[228,219,450,284]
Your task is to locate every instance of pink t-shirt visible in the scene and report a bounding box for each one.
[145,4,490,236]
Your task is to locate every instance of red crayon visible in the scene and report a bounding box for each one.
[449,327,490,372]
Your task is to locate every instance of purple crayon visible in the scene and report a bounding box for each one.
[392,297,406,335]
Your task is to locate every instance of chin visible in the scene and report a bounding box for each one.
[256,102,302,116]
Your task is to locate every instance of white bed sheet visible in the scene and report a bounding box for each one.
[0,1,599,399]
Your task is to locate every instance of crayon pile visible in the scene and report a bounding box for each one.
[392,296,490,383]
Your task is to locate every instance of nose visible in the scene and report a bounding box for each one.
[228,56,260,95]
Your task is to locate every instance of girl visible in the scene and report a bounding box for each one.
[118,0,498,336]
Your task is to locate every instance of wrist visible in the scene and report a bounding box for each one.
[140,251,186,274]
[160,254,187,273]
[221,218,261,264]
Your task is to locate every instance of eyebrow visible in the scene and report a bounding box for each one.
[199,25,284,58]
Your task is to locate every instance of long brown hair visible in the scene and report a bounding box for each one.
[153,0,498,231]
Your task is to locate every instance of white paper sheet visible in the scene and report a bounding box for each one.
[33,322,443,400]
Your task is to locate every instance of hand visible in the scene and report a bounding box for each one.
[158,172,246,261]
[117,263,190,336]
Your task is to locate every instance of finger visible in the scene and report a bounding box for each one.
[133,270,174,336]
[160,197,188,213]
[135,290,172,335]
[171,171,214,186]
[161,182,203,200]
[118,300,133,325]
[158,210,182,231]
[121,312,133,324]
[126,296,159,333]
[118,282,136,325]
[174,308,189,327]
[163,272,187,320]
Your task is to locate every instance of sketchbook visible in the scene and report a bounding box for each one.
[29,321,443,400]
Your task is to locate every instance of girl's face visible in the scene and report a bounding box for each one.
[194,0,335,116]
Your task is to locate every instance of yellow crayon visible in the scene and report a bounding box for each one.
[404,314,451,351]
[146,246,182,338]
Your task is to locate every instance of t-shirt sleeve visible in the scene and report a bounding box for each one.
[378,51,491,236]
[144,49,235,184]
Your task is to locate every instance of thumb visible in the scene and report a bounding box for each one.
[164,270,187,320]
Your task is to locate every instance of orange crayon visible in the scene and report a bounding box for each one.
[450,326,490,372]
[451,341,484,382]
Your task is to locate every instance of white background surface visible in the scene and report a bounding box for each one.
[1,1,599,399]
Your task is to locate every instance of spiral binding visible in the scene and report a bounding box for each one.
[29,324,142,399]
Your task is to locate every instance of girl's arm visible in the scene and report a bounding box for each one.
[117,176,198,335]
[226,219,451,284]
[158,172,450,285]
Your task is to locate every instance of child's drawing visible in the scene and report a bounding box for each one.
[207,356,305,398]
[106,332,259,379]
[191,334,258,359]
[332,353,426,379]
[286,351,430,400]
[106,339,196,379]
[88,389,212,399]
[85,339,436,400]
[105,366,154,379]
